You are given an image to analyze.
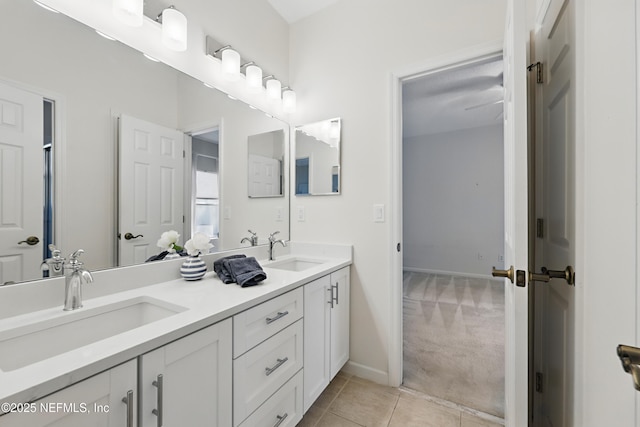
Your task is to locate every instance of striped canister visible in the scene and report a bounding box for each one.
[180,255,206,280]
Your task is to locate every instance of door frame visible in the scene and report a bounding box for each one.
[388,40,504,388]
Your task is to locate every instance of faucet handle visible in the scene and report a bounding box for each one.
[68,250,86,267]
[269,231,280,240]
[248,229,257,236]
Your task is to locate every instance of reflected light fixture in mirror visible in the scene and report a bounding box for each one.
[222,48,241,81]
[112,0,143,27]
[246,64,263,93]
[266,77,282,101]
[162,6,188,52]
[282,88,296,113]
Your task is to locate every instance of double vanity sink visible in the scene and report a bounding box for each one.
[0,246,351,412]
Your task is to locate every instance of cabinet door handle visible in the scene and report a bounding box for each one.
[328,287,334,308]
[333,282,339,305]
[121,390,134,427]
[152,374,163,427]
[273,413,288,427]
[265,357,289,376]
[266,311,289,324]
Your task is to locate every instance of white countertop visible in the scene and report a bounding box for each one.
[0,245,351,407]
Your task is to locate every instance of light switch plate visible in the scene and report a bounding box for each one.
[276,206,283,221]
[297,205,305,221]
[224,206,231,220]
[373,204,385,222]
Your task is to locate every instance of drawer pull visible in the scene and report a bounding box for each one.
[266,311,289,325]
[273,413,288,427]
[265,357,289,376]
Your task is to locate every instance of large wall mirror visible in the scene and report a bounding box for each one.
[0,1,289,285]
[295,118,341,196]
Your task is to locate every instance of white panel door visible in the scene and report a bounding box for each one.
[533,0,576,425]
[0,81,43,285]
[249,154,280,197]
[118,114,184,265]
[502,0,529,425]
[330,267,350,379]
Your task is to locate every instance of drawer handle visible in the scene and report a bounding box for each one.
[266,310,289,325]
[152,374,163,427]
[121,390,134,427]
[273,412,288,427]
[265,357,289,376]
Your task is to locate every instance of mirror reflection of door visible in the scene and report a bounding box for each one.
[190,129,220,252]
[0,80,53,285]
[295,157,310,195]
[118,115,184,266]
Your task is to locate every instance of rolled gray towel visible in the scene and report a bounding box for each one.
[213,254,246,283]
[224,256,267,287]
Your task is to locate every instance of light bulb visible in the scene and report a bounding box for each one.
[283,90,297,113]
[222,49,240,81]
[113,0,143,27]
[162,7,188,52]
[329,121,340,139]
[266,79,282,100]
[246,65,263,93]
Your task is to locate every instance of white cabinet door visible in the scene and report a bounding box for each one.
[140,319,233,427]
[329,267,350,379]
[0,360,136,427]
[303,274,331,412]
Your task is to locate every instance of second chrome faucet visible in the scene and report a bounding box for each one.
[64,250,94,311]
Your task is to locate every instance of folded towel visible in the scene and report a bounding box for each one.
[213,254,246,283]
[224,256,267,287]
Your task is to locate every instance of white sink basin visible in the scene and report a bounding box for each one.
[267,257,325,272]
[0,296,186,371]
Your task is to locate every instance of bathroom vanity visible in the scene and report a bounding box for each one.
[0,243,351,427]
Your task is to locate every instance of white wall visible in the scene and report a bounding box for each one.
[403,125,504,276]
[289,0,507,382]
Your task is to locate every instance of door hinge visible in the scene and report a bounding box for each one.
[535,372,543,392]
[527,61,544,84]
[536,218,544,238]
[183,215,185,223]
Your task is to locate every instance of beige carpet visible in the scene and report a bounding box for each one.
[402,271,505,418]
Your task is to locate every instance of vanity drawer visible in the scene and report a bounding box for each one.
[234,320,303,426]
[238,370,303,427]
[233,287,303,357]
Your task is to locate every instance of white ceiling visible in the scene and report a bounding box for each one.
[402,57,504,138]
[266,0,340,23]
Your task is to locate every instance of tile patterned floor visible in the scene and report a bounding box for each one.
[297,372,504,427]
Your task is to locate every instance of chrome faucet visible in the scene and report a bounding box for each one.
[41,244,65,278]
[63,250,94,311]
[241,230,259,246]
[268,231,286,261]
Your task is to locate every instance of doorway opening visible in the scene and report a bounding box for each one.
[189,128,220,251]
[398,54,506,418]
[42,99,55,264]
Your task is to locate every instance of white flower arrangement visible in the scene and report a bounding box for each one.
[184,232,213,256]
[157,230,182,253]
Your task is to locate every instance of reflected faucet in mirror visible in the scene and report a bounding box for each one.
[41,245,65,278]
[241,230,259,246]
[64,250,94,311]
[268,231,287,261]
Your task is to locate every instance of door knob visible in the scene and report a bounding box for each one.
[18,236,40,246]
[492,265,515,283]
[528,266,575,286]
[124,233,143,240]
[617,344,640,391]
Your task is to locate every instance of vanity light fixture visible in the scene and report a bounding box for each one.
[329,120,340,139]
[112,0,143,27]
[265,76,282,101]
[33,0,59,13]
[221,48,241,81]
[282,87,297,113]
[161,6,188,52]
[244,63,263,93]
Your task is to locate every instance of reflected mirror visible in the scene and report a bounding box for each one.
[248,130,285,198]
[0,1,289,284]
[295,118,341,195]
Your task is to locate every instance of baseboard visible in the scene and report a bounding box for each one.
[341,361,389,385]
[402,267,494,281]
